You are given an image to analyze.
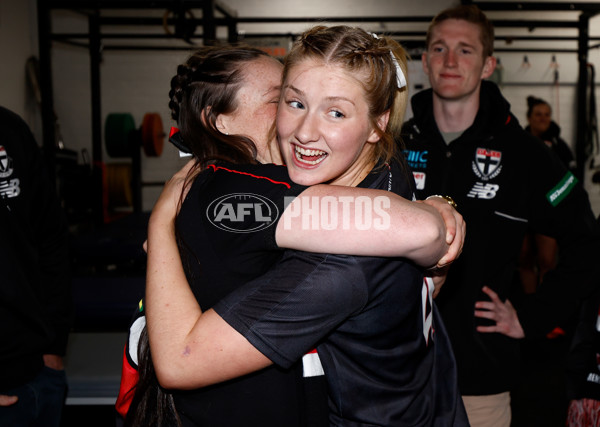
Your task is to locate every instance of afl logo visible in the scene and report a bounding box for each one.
[206,193,279,233]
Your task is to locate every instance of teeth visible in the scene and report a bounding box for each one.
[296,146,326,156]
[294,145,327,165]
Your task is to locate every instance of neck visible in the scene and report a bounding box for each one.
[530,128,542,138]
[256,138,283,165]
[432,89,481,133]
[347,159,377,187]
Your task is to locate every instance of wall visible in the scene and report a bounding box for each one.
[0,0,40,131]
[4,1,600,214]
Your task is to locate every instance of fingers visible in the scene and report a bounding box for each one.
[437,229,462,266]
[474,301,496,312]
[0,395,18,406]
[423,197,457,244]
[476,325,499,334]
[480,285,501,302]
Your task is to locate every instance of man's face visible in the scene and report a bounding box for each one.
[422,19,495,102]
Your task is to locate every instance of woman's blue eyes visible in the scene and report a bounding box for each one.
[286,100,344,118]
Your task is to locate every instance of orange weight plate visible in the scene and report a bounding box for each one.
[141,113,165,157]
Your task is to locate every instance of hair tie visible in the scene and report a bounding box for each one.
[369,32,407,89]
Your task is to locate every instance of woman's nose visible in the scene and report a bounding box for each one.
[295,112,320,144]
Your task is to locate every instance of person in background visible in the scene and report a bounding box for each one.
[402,4,600,427]
[0,106,72,426]
[526,95,576,173]
[519,95,574,294]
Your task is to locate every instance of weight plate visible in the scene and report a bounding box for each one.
[141,113,164,157]
[105,113,136,158]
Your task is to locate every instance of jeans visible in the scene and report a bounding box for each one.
[0,366,67,427]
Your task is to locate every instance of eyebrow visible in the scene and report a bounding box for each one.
[283,84,356,106]
[430,39,478,51]
[264,85,281,96]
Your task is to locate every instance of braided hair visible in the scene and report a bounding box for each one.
[169,45,274,167]
[283,25,409,166]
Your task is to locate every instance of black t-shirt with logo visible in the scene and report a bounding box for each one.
[174,161,320,427]
[214,159,468,426]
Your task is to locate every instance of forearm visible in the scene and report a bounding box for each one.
[145,211,271,389]
[276,184,449,266]
[145,212,203,385]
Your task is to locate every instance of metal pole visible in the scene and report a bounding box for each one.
[89,10,105,223]
[575,12,590,182]
[37,0,56,180]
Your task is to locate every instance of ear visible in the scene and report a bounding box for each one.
[214,112,231,135]
[421,52,430,76]
[367,110,390,143]
[481,56,497,80]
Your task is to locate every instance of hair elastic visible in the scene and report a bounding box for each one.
[369,32,407,89]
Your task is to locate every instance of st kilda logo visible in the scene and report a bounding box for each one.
[206,193,279,233]
[472,148,502,181]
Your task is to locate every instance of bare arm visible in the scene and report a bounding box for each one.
[145,172,270,389]
[276,185,464,268]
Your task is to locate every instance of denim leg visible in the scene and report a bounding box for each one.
[31,366,67,427]
[0,377,38,426]
[0,366,67,427]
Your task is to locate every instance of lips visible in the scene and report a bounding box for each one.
[294,145,327,165]
[440,73,461,79]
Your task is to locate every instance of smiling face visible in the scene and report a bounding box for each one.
[217,56,283,160]
[528,103,552,137]
[422,19,495,103]
[277,58,385,187]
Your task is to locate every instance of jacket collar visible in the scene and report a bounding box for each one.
[410,80,515,141]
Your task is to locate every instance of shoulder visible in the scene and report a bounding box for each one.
[0,107,36,150]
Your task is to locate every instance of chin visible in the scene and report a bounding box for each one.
[288,170,324,187]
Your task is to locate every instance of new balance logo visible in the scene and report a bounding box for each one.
[467,182,499,199]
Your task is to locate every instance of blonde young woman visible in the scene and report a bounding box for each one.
[145,27,467,426]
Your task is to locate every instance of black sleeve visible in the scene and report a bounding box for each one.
[213,251,368,368]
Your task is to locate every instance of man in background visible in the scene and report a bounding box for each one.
[0,106,72,426]
[402,5,600,426]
